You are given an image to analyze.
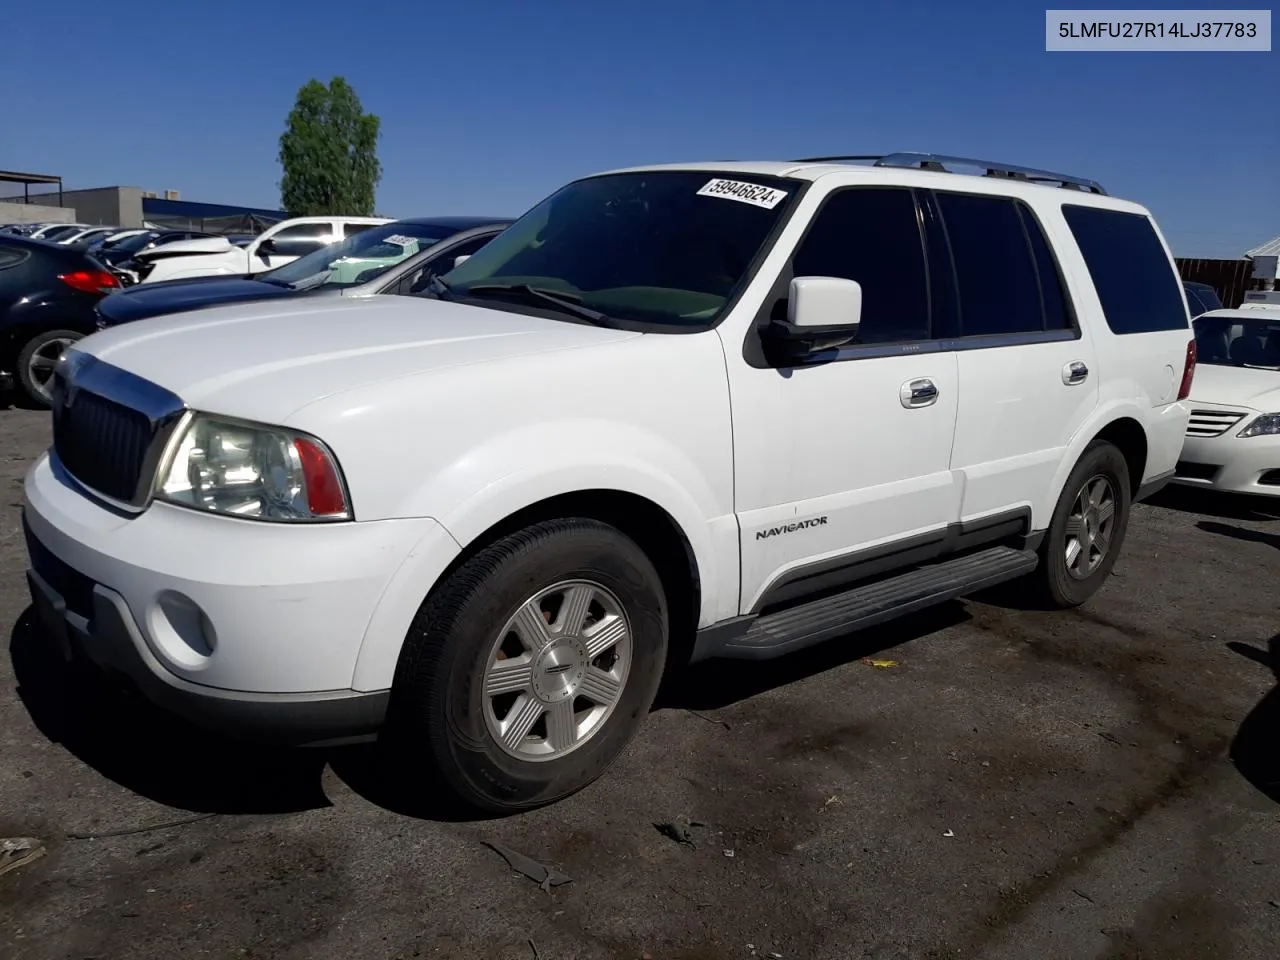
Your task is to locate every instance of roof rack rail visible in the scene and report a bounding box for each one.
[791,152,1106,195]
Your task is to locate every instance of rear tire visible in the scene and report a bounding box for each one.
[16,329,82,408]
[383,518,668,815]
[1032,440,1132,608]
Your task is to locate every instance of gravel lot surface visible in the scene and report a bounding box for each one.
[1,406,1278,959]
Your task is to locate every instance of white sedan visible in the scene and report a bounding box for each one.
[1174,307,1280,496]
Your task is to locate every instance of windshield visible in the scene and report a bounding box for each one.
[259,222,455,289]
[108,231,160,254]
[40,225,81,242]
[436,170,800,328]
[1194,314,1280,369]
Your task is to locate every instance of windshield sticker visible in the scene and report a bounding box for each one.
[381,234,418,246]
[696,178,788,209]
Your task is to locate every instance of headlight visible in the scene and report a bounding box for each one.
[1238,413,1280,439]
[158,414,351,522]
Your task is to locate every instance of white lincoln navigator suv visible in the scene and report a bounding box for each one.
[23,153,1195,813]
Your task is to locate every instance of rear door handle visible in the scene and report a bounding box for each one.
[900,378,939,408]
[1063,361,1089,385]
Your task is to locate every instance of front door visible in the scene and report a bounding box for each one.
[724,186,963,615]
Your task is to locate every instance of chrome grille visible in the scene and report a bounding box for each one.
[1186,409,1247,438]
[53,390,156,502]
[49,352,186,509]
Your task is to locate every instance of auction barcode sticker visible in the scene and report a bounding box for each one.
[696,178,789,209]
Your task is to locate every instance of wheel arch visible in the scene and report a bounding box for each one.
[1091,416,1148,498]
[1039,403,1152,526]
[442,489,702,667]
[351,486,711,692]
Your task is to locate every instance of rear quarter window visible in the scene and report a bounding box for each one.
[1062,205,1188,334]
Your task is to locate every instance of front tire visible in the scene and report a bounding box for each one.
[384,518,668,815]
[1033,440,1132,608]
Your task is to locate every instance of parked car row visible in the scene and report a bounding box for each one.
[1,215,511,406]
[117,215,391,285]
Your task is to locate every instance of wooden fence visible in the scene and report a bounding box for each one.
[1175,258,1256,309]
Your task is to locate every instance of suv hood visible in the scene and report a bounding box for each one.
[73,295,641,423]
[1189,362,1280,411]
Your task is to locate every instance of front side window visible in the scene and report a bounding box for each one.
[265,224,333,258]
[789,187,930,343]
[406,233,497,294]
[1193,314,1280,369]
[438,171,800,329]
[1062,205,1188,334]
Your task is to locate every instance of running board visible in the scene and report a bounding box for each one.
[693,546,1038,662]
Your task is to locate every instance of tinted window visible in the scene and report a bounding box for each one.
[791,188,929,343]
[936,193,1045,336]
[408,233,497,293]
[344,222,377,238]
[1184,283,1222,317]
[267,224,332,257]
[1062,205,1187,334]
[1019,206,1072,330]
[1184,287,1207,317]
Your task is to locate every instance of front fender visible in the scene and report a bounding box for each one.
[425,418,734,618]
[347,424,737,692]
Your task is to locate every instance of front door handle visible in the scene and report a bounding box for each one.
[1063,360,1089,385]
[900,378,939,408]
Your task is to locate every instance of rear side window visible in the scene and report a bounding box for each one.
[934,192,1071,337]
[1062,205,1188,334]
[791,187,930,343]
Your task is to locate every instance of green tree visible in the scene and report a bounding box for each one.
[277,77,382,216]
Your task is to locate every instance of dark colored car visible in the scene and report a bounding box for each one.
[97,229,216,269]
[0,235,122,407]
[96,217,511,325]
[1184,281,1224,318]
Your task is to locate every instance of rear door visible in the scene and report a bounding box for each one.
[1057,204,1195,481]
[933,189,1099,525]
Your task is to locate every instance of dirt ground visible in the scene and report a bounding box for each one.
[1,405,1278,960]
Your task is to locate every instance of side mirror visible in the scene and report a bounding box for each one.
[257,237,276,258]
[453,254,471,269]
[763,277,863,362]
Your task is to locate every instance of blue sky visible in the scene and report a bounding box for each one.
[5,0,1277,257]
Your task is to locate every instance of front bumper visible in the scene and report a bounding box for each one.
[25,553,387,746]
[22,450,443,744]
[1173,430,1280,497]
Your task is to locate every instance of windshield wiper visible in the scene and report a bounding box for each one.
[464,283,616,327]
[288,270,333,292]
